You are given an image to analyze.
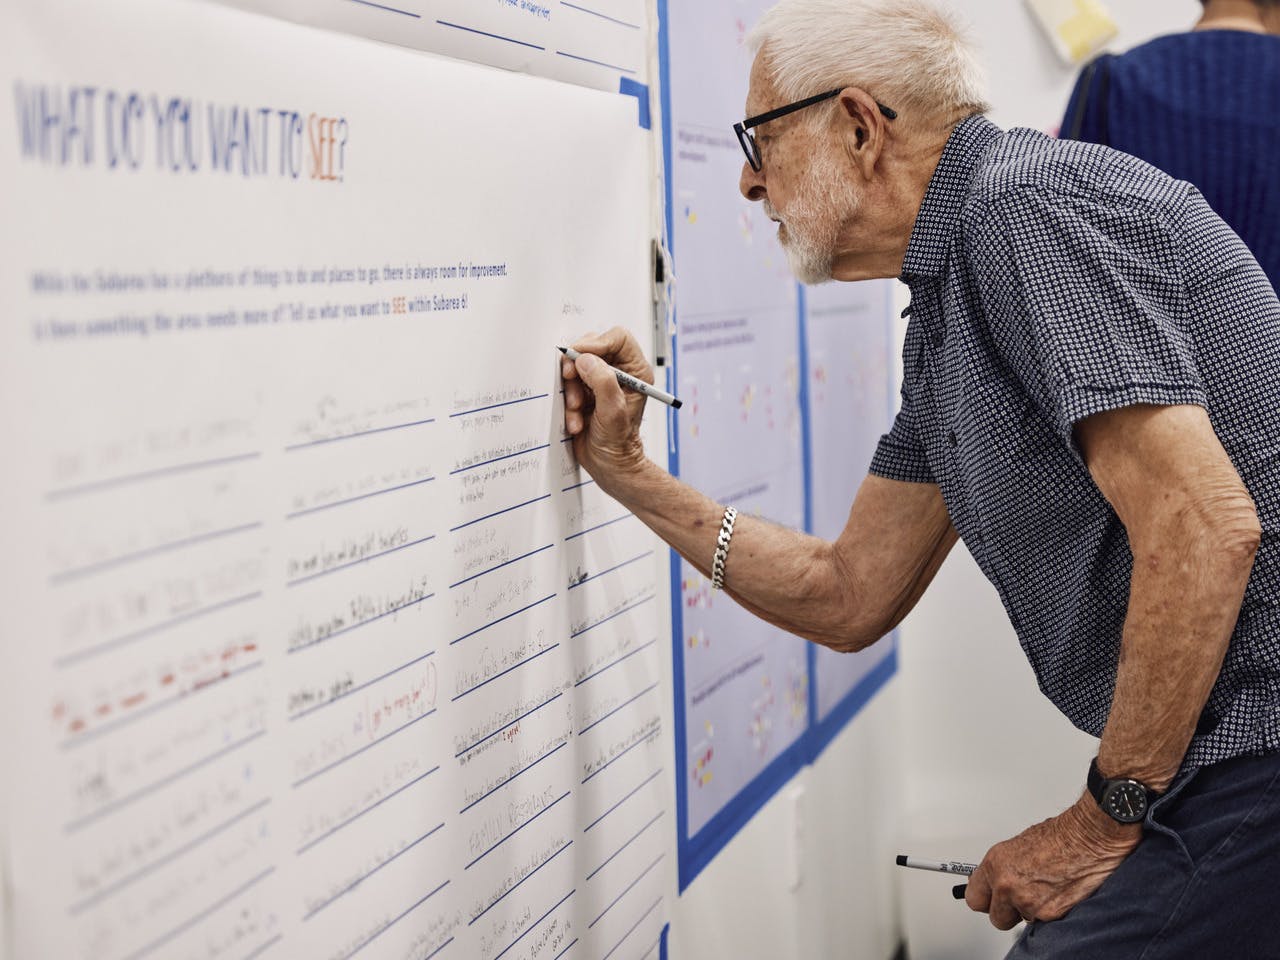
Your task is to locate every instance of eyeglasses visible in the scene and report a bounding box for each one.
[733,88,898,171]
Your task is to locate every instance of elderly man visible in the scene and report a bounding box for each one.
[561,0,1280,954]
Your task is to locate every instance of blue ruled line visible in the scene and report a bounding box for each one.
[451,644,560,702]
[45,451,261,501]
[285,476,435,519]
[304,822,445,920]
[469,840,572,926]
[601,897,663,960]
[286,535,435,587]
[287,593,434,656]
[348,0,420,16]
[567,551,653,590]
[555,50,637,74]
[50,521,263,584]
[241,933,283,960]
[553,938,578,960]
[465,791,570,870]
[451,593,556,645]
[582,728,658,784]
[120,866,276,960]
[564,513,633,541]
[559,2,640,28]
[575,639,658,687]
[493,889,575,960]
[436,19,544,49]
[285,417,435,451]
[448,543,554,589]
[449,444,550,475]
[459,740,568,814]
[583,769,662,833]
[455,693,563,757]
[55,591,263,669]
[340,879,450,960]
[450,393,549,417]
[561,479,594,492]
[570,595,655,639]
[69,797,272,915]
[578,682,659,737]
[588,853,664,929]
[450,494,551,532]
[292,709,436,788]
[297,765,439,855]
[586,810,664,882]
[65,729,266,834]
[423,937,454,960]
[289,650,436,722]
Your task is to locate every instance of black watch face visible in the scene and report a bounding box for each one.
[1101,781,1148,823]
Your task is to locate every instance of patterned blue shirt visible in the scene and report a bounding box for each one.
[871,115,1280,767]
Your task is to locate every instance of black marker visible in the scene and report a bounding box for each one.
[896,855,977,900]
[559,346,682,409]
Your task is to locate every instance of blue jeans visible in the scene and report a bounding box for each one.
[1005,750,1280,959]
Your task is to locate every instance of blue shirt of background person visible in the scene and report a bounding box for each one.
[1060,0,1280,292]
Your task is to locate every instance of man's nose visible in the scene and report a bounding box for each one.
[739,160,766,202]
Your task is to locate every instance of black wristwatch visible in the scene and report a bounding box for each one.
[1087,757,1157,825]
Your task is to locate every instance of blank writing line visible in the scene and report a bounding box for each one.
[119,866,276,960]
[338,879,450,960]
[286,535,435,587]
[436,19,545,50]
[63,660,265,750]
[304,822,445,920]
[287,593,434,656]
[553,938,578,960]
[293,709,436,789]
[449,443,550,475]
[588,853,663,930]
[578,682,659,736]
[55,591,263,669]
[423,937,454,960]
[582,728,659,784]
[465,790,570,870]
[555,50,637,74]
[568,551,654,590]
[455,692,563,758]
[559,1,640,28]
[583,768,662,833]
[45,451,261,501]
[601,897,663,960]
[65,729,266,834]
[450,493,551,532]
[289,650,436,722]
[451,593,556,645]
[450,393,549,417]
[285,476,435,519]
[50,521,262,585]
[452,643,560,702]
[68,797,272,915]
[348,0,420,16]
[564,513,634,541]
[570,595,656,639]
[284,417,435,451]
[494,889,575,960]
[241,933,283,960]
[586,810,664,883]
[575,639,658,687]
[470,840,572,926]
[460,740,568,815]
[448,543,553,589]
[561,479,594,493]
[296,765,439,855]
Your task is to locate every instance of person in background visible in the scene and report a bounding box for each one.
[1061,0,1280,291]
[562,0,1280,955]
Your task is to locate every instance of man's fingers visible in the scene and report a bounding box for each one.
[574,353,629,431]
[571,326,653,384]
[965,864,993,915]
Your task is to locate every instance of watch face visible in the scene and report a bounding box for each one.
[1101,780,1148,824]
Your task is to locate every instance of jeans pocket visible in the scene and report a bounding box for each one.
[1142,766,1200,867]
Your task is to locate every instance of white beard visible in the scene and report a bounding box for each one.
[766,149,862,285]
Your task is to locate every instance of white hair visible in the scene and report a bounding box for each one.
[748,0,989,125]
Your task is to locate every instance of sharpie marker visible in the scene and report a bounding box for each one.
[558,346,682,409]
[896,855,977,900]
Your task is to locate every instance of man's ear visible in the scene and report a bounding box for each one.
[837,87,888,178]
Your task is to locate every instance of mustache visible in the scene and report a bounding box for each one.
[762,200,781,222]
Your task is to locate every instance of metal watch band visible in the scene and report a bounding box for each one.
[710,506,738,591]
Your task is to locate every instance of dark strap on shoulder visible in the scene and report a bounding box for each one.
[1067,53,1113,145]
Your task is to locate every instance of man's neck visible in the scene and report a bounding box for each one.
[1196,0,1268,33]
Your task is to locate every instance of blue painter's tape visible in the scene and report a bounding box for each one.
[660,922,670,960]
[618,77,651,130]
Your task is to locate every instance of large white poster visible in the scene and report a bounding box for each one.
[0,2,673,958]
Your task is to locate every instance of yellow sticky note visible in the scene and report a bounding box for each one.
[1025,0,1119,65]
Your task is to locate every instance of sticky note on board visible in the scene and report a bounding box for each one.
[1025,0,1119,65]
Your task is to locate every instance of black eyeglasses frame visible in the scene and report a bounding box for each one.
[733,88,898,171]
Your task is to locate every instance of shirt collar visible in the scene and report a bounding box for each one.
[900,114,1003,283]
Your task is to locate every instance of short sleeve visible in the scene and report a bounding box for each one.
[870,386,934,484]
[966,184,1206,444]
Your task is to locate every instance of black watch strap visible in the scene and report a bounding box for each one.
[1087,757,1157,825]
